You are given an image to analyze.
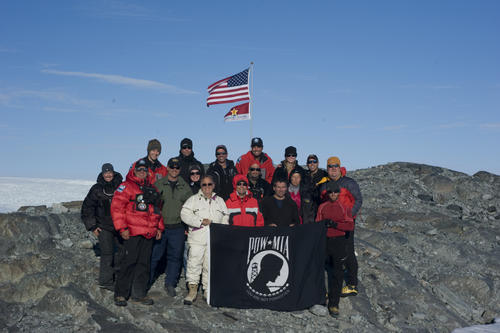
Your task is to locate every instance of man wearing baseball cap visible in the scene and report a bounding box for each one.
[235,137,275,184]
[317,156,363,298]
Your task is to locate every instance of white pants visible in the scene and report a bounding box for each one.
[186,242,209,290]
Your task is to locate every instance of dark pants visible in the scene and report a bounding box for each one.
[149,227,185,287]
[97,229,124,286]
[344,229,358,286]
[325,236,347,307]
[115,235,153,299]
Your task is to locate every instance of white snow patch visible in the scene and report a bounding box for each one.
[0,176,94,213]
[452,318,500,333]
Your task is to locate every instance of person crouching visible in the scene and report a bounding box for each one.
[315,181,354,317]
[111,159,164,306]
[180,175,229,304]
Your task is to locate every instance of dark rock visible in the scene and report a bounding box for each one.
[487,206,496,213]
[447,204,463,213]
[417,194,433,202]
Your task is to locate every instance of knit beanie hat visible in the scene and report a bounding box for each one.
[147,139,162,154]
[285,146,297,156]
[181,138,193,149]
[101,163,114,173]
[215,144,227,154]
[327,156,341,166]
[326,181,341,193]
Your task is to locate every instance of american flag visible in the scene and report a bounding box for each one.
[207,69,250,106]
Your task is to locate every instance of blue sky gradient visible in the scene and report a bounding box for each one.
[1,1,499,179]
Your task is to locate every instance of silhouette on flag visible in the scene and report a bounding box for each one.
[207,69,250,106]
[209,223,326,310]
[224,102,250,122]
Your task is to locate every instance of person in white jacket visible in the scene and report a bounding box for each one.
[180,175,228,304]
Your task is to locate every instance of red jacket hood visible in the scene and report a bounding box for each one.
[232,174,249,190]
[126,167,147,185]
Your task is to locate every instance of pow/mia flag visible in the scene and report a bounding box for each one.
[208,223,326,310]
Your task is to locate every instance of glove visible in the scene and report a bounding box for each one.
[142,185,161,206]
[320,219,338,229]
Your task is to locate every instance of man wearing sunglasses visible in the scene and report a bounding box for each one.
[225,174,264,227]
[304,154,328,188]
[317,156,362,298]
[207,144,238,201]
[176,138,204,183]
[247,163,272,208]
[149,158,192,297]
[236,137,275,184]
[111,159,164,307]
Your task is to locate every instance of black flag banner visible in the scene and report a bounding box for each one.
[209,223,326,310]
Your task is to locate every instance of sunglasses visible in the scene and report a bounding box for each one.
[201,183,213,187]
[135,167,148,172]
[307,160,318,164]
[286,154,297,157]
[249,167,261,172]
[182,145,192,149]
[216,152,227,156]
[190,171,201,176]
[169,165,180,170]
[236,181,248,186]
[327,164,340,168]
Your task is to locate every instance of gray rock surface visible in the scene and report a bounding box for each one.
[0,162,498,332]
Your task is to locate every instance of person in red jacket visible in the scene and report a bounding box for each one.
[130,139,168,184]
[316,181,354,318]
[235,137,275,184]
[111,159,164,307]
[225,174,264,227]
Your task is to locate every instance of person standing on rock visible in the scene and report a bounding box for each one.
[149,157,192,297]
[111,159,164,306]
[81,163,123,291]
[261,179,300,227]
[225,174,264,227]
[246,162,272,209]
[271,146,306,185]
[206,144,238,201]
[316,181,354,317]
[304,154,328,189]
[130,139,168,184]
[177,138,205,183]
[317,156,363,298]
[180,175,229,304]
[235,137,275,184]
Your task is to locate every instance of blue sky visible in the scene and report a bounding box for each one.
[1,0,499,180]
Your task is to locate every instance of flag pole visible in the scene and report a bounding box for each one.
[249,62,254,140]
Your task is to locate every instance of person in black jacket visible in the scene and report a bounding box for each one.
[187,164,202,194]
[288,168,316,224]
[304,154,328,188]
[177,138,204,183]
[81,163,123,290]
[247,163,272,209]
[261,179,299,227]
[271,146,306,185]
[206,144,238,201]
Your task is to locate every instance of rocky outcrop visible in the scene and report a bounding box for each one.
[0,162,498,332]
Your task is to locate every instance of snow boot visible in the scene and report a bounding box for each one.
[184,283,198,305]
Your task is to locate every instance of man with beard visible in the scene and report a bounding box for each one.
[177,138,204,183]
[236,137,275,184]
[246,163,272,209]
[81,163,123,291]
[207,144,238,201]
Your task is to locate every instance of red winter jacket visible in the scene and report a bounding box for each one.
[225,175,264,227]
[111,169,165,239]
[316,199,354,237]
[130,158,168,184]
[235,151,275,184]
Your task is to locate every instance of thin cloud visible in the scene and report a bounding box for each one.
[438,122,467,129]
[0,89,98,107]
[41,69,198,94]
[382,125,407,131]
[330,89,353,94]
[480,122,500,129]
[0,47,17,53]
[336,125,361,129]
[430,85,457,90]
[42,107,80,113]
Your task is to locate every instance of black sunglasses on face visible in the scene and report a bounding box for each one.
[327,164,340,168]
[201,183,213,187]
[182,145,192,149]
[135,167,148,172]
[286,154,297,157]
[169,165,180,170]
[237,181,248,186]
[249,168,261,171]
[190,171,200,176]
[216,152,227,156]
[307,160,318,164]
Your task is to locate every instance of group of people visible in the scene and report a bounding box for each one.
[81,137,362,317]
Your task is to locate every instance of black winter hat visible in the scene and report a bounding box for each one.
[285,146,297,156]
[167,158,181,168]
[180,138,193,149]
[251,137,263,147]
[326,181,341,193]
[135,159,149,169]
[147,139,162,154]
[101,163,114,173]
[215,144,227,154]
